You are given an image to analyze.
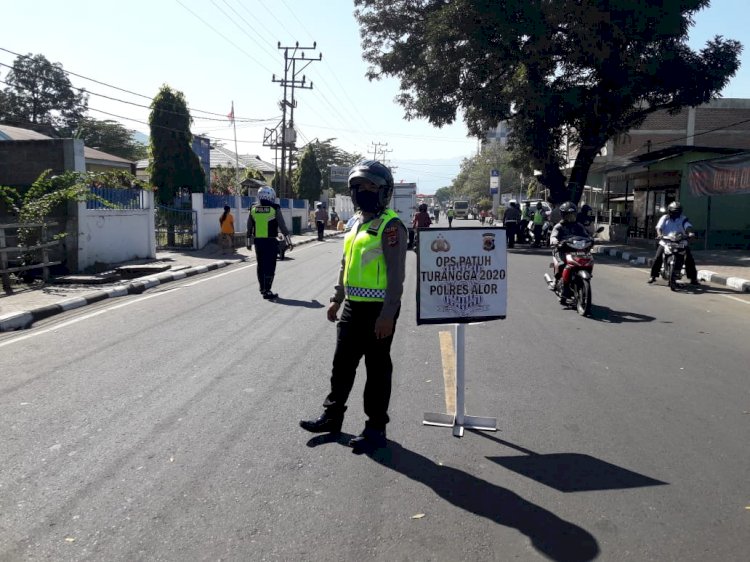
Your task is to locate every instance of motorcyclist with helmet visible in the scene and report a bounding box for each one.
[648,201,699,285]
[550,202,591,303]
[300,160,407,453]
[503,200,522,248]
[411,202,432,250]
[247,185,292,300]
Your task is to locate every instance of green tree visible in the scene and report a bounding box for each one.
[355,0,742,203]
[75,118,147,161]
[433,186,454,204]
[307,138,364,194]
[0,53,88,133]
[450,143,528,203]
[210,165,238,194]
[293,146,322,203]
[148,85,205,205]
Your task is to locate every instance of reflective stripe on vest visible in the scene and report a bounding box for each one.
[343,209,399,302]
[251,205,276,238]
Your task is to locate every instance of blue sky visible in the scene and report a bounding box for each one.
[2,0,748,193]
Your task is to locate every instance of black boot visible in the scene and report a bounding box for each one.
[349,427,387,453]
[299,411,343,434]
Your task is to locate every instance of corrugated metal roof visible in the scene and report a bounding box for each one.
[134,147,275,174]
[0,125,134,164]
[210,145,276,173]
[0,124,54,141]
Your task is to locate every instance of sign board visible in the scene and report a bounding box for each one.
[416,227,507,324]
[490,168,500,189]
[329,165,350,184]
[490,187,498,195]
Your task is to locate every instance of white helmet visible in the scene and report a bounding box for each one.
[257,186,276,202]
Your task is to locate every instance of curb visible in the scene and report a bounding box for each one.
[0,233,344,332]
[593,246,750,292]
[0,260,234,332]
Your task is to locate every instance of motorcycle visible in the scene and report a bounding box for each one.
[277,235,292,260]
[658,232,691,290]
[543,227,604,316]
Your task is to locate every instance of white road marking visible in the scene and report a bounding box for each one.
[0,241,334,346]
[722,295,750,305]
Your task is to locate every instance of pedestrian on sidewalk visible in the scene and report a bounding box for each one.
[247,186,292,300]
[300,160,407,454]
[648,201,699,285]
[315,202,328,241]
[219,205,235,254]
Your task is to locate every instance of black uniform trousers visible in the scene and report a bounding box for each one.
[316,220,325,240]
[504,220,518,248]
[254,237,278,293]
[323,300,399,430]
[650,245,698,280]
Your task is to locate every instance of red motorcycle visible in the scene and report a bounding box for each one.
[543,228,603,316]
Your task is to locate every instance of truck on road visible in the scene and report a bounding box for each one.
[391,182,417,226]
[453,200,470,219]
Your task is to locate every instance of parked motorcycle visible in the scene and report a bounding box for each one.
[543,227,604,316]
[658,232,692,291]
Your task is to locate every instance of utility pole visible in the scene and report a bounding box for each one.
[270,41,321,198]
[369,142,389,161]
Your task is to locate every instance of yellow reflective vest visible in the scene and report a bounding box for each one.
[250,204,277,238]
[343,209,398,302]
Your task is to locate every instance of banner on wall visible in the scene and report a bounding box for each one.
[688,153,750,196]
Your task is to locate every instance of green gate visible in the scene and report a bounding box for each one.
[155,205,197,249]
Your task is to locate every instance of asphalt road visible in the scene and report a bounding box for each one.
[1,224,748,561]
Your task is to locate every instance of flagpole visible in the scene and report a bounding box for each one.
[229,101,243,247]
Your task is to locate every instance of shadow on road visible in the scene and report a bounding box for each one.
[589,305,656,323]
[470,430,667,493]
[306,433,600,559]
[365,441,601,562]
[271,298,325,308]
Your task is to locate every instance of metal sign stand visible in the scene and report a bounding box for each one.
[423,323,497,438]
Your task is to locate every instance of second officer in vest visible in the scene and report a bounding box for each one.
[247,186,292,300]
[300,160,407,453]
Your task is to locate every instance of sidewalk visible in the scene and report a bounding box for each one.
[0,229,343,332]
[593,242,750,292]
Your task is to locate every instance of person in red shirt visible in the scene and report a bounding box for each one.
[410,203,432,250]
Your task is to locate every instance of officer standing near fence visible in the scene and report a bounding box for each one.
[300,160,407,453]
[247,186,292,300]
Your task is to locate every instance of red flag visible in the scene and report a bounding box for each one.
[227,102,235,125]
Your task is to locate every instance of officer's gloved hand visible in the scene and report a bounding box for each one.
[285,236,293,251]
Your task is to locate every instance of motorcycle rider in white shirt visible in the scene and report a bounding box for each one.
[648,201,699,285]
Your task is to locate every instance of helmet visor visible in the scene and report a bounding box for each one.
[349,170,387,188]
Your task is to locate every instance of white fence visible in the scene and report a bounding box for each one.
[192,194,310,249]
[76,190,156,272]
[333,194,355,222]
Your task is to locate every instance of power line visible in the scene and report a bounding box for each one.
[173,0,276,76]
[0,67,277,124]
[0,45,262,120]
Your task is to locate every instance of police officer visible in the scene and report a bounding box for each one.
[300,160,407,453]
[247,186,292,300]
[446,206,455,227]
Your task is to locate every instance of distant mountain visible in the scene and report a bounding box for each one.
[131,130,149,145]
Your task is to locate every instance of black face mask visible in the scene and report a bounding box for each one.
[355,190,381,213]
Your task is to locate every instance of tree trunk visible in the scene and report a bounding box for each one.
[565,144,601,204]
